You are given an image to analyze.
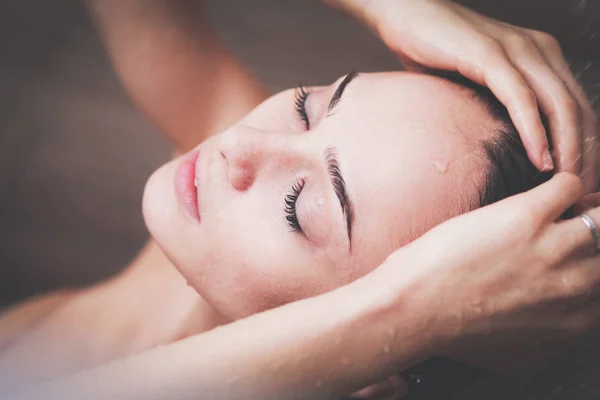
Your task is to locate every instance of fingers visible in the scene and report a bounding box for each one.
[556,205,600,257]
[527,29,600,192]
[502,32,582,175]
[510,173,583,222]
[460,37,551,171]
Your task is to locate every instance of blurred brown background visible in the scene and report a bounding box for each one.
[0,0,598,398]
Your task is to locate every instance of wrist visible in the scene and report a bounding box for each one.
[344,250,452,372]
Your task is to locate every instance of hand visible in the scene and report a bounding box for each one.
[334,0,599,192]
[376,173,600,370]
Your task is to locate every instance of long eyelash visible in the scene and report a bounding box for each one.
[284,178,305,233]
[294,85,310,130]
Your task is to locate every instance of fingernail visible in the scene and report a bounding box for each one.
[542,149,554,171]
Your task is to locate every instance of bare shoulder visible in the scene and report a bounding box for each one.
[0,289,76,353]
[0,240,222,386]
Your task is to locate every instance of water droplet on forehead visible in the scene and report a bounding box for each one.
[431,160,449,173]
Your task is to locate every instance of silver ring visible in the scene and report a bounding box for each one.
[580,213,600,253]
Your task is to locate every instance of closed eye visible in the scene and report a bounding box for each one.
[294,85,311,130]
[284,178,305,233]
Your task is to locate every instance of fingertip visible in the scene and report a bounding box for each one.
[542,148,554,171]
[517,117,550,172]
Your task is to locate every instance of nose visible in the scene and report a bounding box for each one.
[219,124,302,191]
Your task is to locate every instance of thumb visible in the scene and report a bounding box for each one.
[499,172,583,222]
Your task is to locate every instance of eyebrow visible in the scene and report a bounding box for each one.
[324,147,355,249]
[327,71,359,115]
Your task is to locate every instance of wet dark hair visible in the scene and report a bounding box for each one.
[437,72,554,209]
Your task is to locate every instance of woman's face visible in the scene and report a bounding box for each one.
[143,72,498,319]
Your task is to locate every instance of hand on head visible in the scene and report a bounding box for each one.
[338,0,599,193]
[376,173,600,373]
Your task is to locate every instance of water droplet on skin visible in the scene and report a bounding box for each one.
[562,275,569,287]
[431,160,449,173]
[316,197,325,206]
[194,177,200,188]
[383,344,391,353]
[341,357,350,365]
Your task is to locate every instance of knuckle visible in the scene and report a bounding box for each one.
[477,36,503,59]
[504,31,533,50]
[519,86,538,106]
[561,96,581,121]
[557,172,584,198]
[566,173,585,197]
[570,275,592,297]
[559,270,593,299]
[539,237,565,265]
[532,31,562,52]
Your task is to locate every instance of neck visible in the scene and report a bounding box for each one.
[110,241,227,350]
[0,241,225,387]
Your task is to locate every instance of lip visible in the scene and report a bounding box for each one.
[174,149,201,220]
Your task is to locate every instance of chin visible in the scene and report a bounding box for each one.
[142,161,182,250]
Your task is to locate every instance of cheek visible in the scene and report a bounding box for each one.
[142,159,212,285]
[193,200,334,319]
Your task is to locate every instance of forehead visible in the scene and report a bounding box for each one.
[319,72,496,269]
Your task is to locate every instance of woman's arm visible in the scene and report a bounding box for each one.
[12,173,600,400]
[10,266,432,400]
[86,0,268,152]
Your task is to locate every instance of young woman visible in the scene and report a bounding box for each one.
[2,0,599,399]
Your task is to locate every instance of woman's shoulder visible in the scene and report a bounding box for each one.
[0,289,76,353]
